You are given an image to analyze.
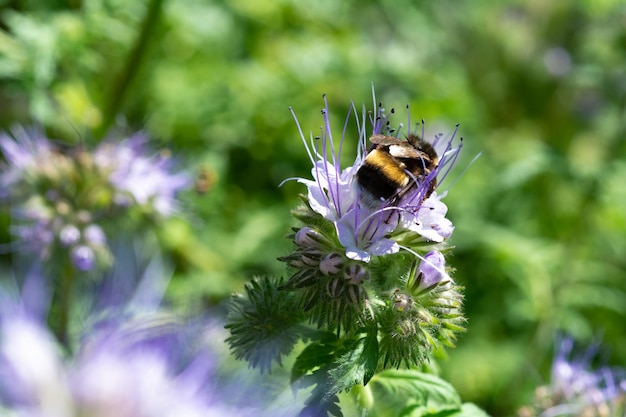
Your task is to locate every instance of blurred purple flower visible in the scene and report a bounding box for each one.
[70,245,96,271]
[527,337,626,417]
[0,127,55,198]
[93,132,189,217]
[11,212,55,259]
[84,224,106,245]
[60,224,81,246]
[0,128,189,273]
[0,309,270,417]
[554,339,623,400]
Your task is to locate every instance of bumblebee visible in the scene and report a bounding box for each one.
[194,166,216,195]
[356,134,438,209]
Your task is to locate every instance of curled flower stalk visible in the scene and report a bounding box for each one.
[226,90,469,416]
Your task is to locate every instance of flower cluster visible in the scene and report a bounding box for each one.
[279,93,465,356]
[518,337,626,417]
[0,128,188,272]
[227,90,466,386]
[0,253,299,417]
[0,305,271,417]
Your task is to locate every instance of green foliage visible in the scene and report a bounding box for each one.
[226,266,466,414]
[291,326,379,417]
[0,0,625,415]
[365,369,491,417]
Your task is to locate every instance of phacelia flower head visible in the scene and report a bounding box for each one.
[226,89,471,416]
[0,128,189,273]
[93,132,190,217]
[285,92,461,263]
[277,89,465,352]
[518,337,626,417]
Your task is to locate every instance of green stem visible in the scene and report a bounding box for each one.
[51,262,75,350]
[97,0,165,138]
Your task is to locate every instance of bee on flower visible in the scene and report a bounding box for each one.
[277,89,465,355]
[226,89,472,415]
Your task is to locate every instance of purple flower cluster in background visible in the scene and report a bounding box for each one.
[0,127,189,272]
[93,133,189,217]
[0,310,252,417]
[0,257,298,417]
[519,337,626,417]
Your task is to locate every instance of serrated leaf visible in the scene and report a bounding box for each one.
[326,327,380,397]
[292,327,380,417]
[361,326,379,385]
[368,369,462,416]
[291,331,339,384]
[299,394,343,417]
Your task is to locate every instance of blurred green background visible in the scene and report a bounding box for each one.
[0,0,625,415]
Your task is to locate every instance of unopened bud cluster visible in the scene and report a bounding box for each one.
[279,225,372,331]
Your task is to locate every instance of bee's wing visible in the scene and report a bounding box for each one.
[388,144,424,159]
[368,134,404,145]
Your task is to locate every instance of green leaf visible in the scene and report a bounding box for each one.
[368,369,462,417]
[454,403,492,417]
[327,327,379,391]
[300,395,343,417]
[291,326,380,417]
[291,331,339,384]
[361,326,380,385]
[421,403,492,417]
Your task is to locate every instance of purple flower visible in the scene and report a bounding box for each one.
[0,316,71,413]
[0,311,266,417]
[94,133,189,217]
[0,127,189,273]
[84,224,106,245]
[70,245,96,271]
[60,224,81,246]
[0,127,55,198]
[415,251,451,292]
[554,339,621,397]
[399,193,454,242]
[10,213,55,258]
[288,92,461,262]
[527,337,626,416]
[288,96,396,262]
[335,206,398,262]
